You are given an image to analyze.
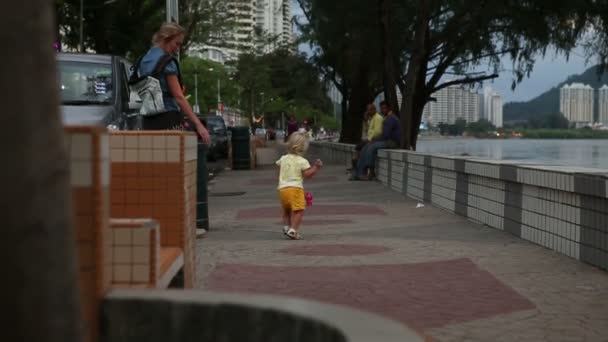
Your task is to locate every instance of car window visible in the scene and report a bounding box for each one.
[59,61,113,104]
[207,118,226,131]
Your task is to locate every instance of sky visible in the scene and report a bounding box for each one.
[291,1,593,104]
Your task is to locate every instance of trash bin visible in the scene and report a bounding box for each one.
[231,126,251,170]
[196,141,209,229]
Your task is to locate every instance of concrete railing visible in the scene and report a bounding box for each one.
[311,141,608,271]
[102,290,424,342]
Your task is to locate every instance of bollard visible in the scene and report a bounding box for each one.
[196,141,209,230]
[231,126,251,170]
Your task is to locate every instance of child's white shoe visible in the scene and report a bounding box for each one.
[283,226,290,236]
[286,228,302,240]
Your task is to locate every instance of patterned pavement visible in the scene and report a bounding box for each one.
[197,162,608,341]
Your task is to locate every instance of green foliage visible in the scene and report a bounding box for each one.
[180,57,240,113]
[233,50,332,126]
[466,119,496,134]
[319,115,340,130]
[55,0,233,57]
[438,118,468,136]
[528,112,570,129]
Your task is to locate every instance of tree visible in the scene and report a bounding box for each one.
[3,1,82,341]
[56,0,233,57]
[466,119,496,134]
[297,0,597,148]
[529,112,570,129]
[180,57,240,113]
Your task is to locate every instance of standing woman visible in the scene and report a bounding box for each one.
[138,23,210,143]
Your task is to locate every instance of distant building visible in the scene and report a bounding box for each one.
[560,83,594,126]
[256,0,294,53]
[189,0,293,63]
[599,85,608,125]
[479,86,503,128]
[491,93,503,128]
[422,85,480,125]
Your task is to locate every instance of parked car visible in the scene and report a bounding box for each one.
[275,129,286,141]
[57,53,140,129]
[202,115,229,161]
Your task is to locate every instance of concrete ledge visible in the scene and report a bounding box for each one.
[102,289,424,342]
[313,141,608,271]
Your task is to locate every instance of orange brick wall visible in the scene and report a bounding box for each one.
[109,131,198,287]
[65,126,112,342]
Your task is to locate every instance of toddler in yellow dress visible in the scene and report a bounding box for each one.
[276,132,323,240]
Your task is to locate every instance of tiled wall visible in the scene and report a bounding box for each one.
[110,218,160,287]
[65,126,112,342]
[312,142,608,271]
[109,131,198,287]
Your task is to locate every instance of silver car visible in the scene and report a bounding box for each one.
[58,53,140,129]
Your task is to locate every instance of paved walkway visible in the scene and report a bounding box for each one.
[197,153,608,341]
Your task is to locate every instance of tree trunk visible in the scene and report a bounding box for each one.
[340,67,374,144]
[399,0,431,149]
[1,2,83,342]
[379,0,400,112]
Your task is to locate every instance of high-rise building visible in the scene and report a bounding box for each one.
[479,86,503,128]
[189,0,294,63]
[598,85,608,125]
[491,93,503,128]
[422,85,480,125]
[256,0,293,52]
[560,83,594,125]
[189,0,258,63]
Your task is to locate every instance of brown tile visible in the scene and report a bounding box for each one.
[111,163,124,177]
[125,177,140,191]
[137,204,154,218]
[138,177,155,189]
[153,190,168,204]
[153,177,167,190]
[111,204,125,217]
[111,190,126,204]
[124,206,139,217]
[124,163,137,177]
[139,191,155,205]
[110,176,126,191]
[125,190,139,204]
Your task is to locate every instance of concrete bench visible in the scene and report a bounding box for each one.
[110,218,184,289]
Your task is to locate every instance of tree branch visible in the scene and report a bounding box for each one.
[432,73,498,93]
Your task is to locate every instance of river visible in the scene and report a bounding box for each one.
[415,138,608,170]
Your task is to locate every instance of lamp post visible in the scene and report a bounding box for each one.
[208,68,221,113]
[193,68,199,114]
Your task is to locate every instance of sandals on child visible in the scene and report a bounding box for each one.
[286,228,302,240]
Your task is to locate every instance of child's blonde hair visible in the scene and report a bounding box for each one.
[287,132,309,156]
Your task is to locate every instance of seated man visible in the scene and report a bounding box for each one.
[351,104,383,170]
[351,101,401,181]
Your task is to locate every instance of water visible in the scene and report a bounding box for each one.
[416,138,608,170]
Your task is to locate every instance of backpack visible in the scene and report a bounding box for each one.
[129,53,182,116]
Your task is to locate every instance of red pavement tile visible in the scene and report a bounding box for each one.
[279,244,391,256]
[237,204,386,220]
[274,219,354,226]
[249,176,338,185]
[207,258,535,331]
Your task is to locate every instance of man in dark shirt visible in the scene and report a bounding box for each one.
[351,101,401,180]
